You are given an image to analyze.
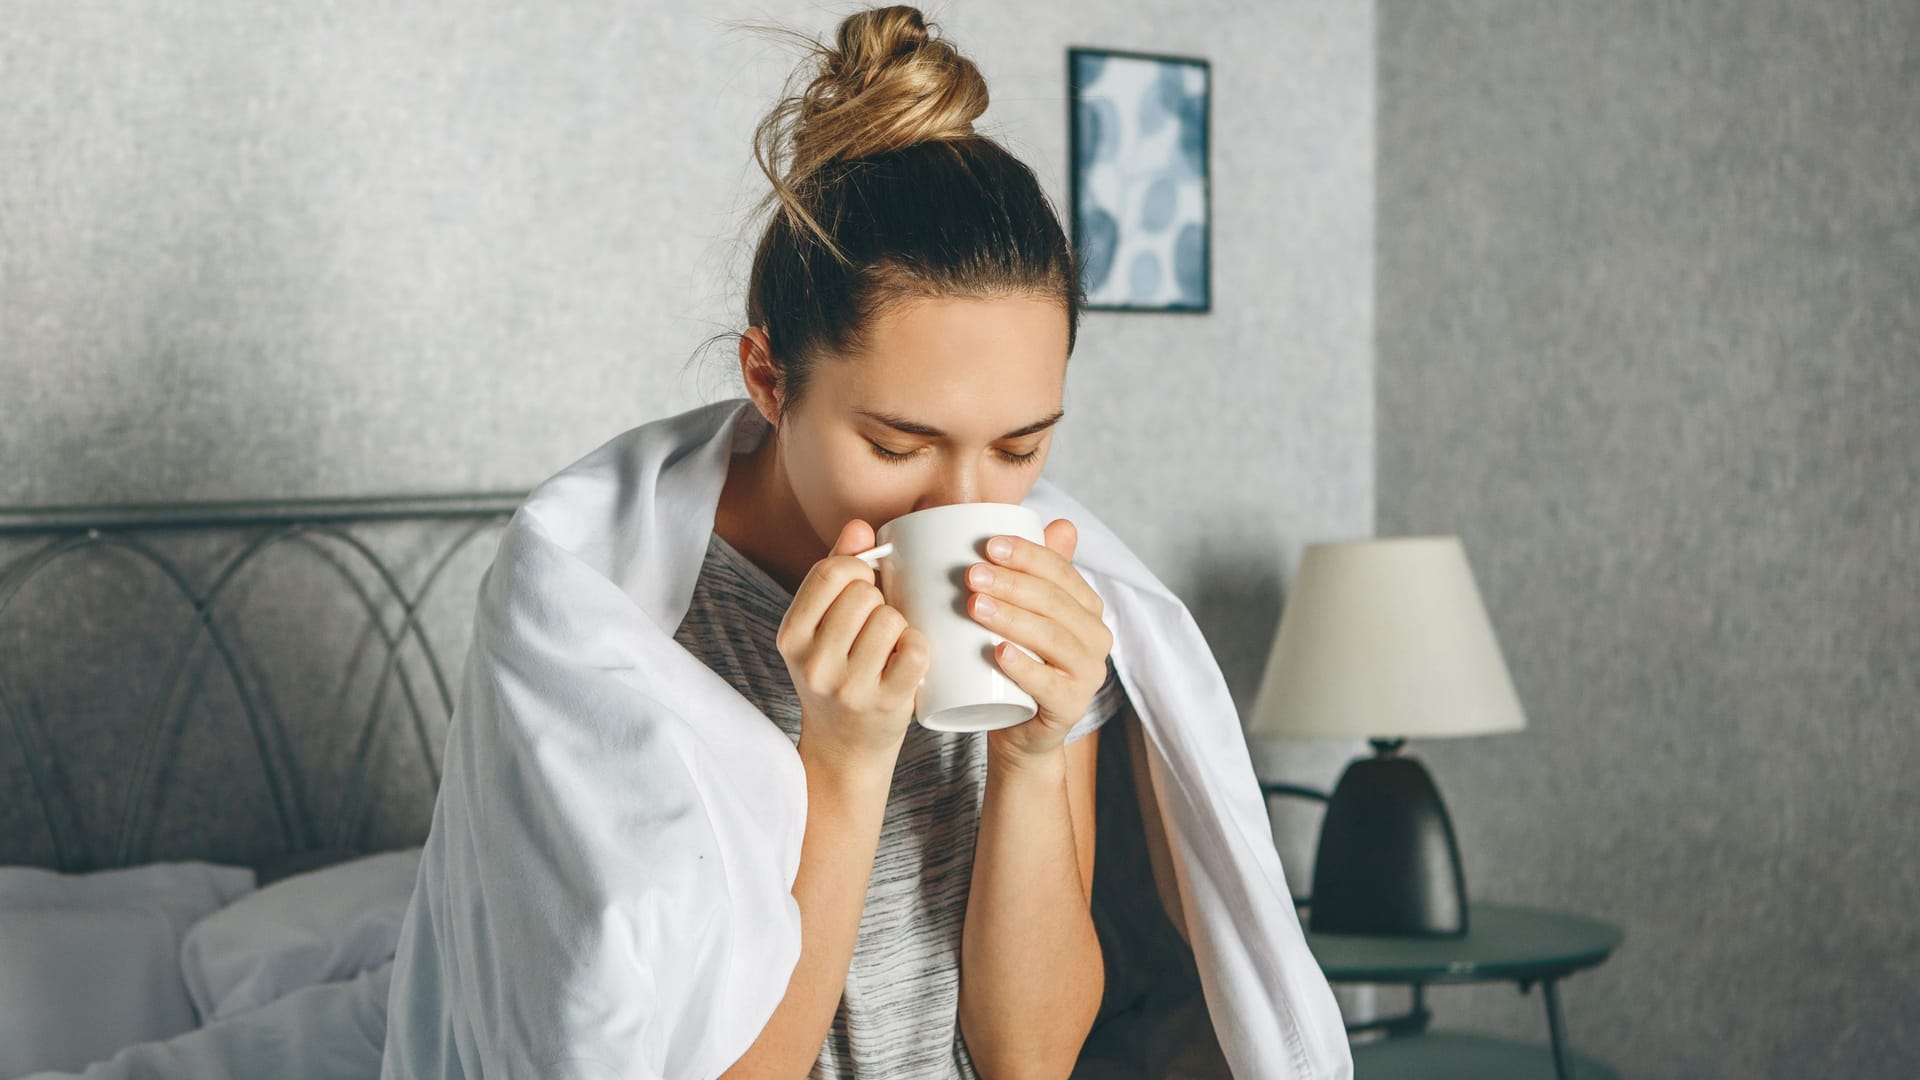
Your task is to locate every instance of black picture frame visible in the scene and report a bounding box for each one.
[1067,47,1212,313]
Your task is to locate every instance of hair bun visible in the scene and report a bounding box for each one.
[743,5,996,267]
[822,5,933,88]
[796,6,988,164]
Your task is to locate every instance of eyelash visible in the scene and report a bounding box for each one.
[869,443,1042,466]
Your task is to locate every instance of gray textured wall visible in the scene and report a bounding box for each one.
[1,0,1377,1015]
[0,0,1373,598]
[1378,1,1919,1076]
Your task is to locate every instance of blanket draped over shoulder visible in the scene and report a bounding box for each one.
[381,398,1353,1080]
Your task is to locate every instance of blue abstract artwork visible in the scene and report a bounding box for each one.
[1069,48,1210,312]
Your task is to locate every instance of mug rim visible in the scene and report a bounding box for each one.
[875,500,1038,538]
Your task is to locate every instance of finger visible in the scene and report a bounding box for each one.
[779,520,877,652]
[833,517,876,557]
[992,637,1069,703]
[967,560,1100,646]
[846,601,909,684]
[1043,518,1079,562]
[971,592,1088,677]
[812,577,886,667]
[880,625,931,693]
[982,526,1105,619]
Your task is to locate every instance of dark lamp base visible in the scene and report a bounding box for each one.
[1307,743,1470,937]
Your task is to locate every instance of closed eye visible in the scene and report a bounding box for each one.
[868,442,1042,466]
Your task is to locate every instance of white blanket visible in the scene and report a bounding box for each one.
[19,963,391,1080]
[381,397,1352,1080]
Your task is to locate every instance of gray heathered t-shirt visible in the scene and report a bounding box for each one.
[671,528,1123,1080]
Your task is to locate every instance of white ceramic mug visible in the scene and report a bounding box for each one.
[851,502,1046,732]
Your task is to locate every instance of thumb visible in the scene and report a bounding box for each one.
[1044,517,1078,561]
[833,517,877,557]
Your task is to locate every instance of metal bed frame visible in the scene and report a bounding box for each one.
[3,495,1421,1056]
[0,492,524,873]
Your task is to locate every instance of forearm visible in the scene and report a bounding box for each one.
[721,741,892,1079]
[959,743,1104,1079]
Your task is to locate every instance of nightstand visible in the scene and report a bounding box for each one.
[1303,901,1624,1080]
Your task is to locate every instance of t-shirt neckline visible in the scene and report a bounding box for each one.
[707,529,796,603]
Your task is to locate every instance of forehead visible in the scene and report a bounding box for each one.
[825,294,1069,426]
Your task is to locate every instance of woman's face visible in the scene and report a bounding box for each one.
[748,294,1070,549]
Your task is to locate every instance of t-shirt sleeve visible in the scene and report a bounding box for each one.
[1064,656,1126,744]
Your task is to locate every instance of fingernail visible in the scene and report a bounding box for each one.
[975,595,997,617]
[969,563,994,587]
[988,537,1012,559]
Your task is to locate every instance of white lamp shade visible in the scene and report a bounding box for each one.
[1247,535,1527,740]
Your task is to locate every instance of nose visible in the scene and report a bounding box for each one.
[913,464,980,512]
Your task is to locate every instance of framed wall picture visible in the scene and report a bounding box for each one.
[1067,47,1211,313]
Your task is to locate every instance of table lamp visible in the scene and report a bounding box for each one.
[1246,536,1527,937]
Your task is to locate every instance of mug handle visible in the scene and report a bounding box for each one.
[850,541,894,569]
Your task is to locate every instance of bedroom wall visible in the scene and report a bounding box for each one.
[1377,1,1919,1076]
[0,0,1374,604]
[0,0,1375,1003]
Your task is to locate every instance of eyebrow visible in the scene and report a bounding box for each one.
[856,407,1066,441]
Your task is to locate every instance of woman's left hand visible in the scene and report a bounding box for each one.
[965,518,1115,767]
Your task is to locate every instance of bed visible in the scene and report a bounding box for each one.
[0,492,520,1079]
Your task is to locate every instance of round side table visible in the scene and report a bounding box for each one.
[1304,902,1624,1080]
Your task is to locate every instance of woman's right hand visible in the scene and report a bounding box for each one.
[777,518,930,776]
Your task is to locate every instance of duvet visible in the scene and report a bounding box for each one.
[25,398,1351,1080]
[381,397,1349,1080]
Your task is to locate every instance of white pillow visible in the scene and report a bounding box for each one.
[0,860,256,1078]
[179,846,421,1024]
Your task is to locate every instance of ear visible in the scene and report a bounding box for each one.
[738,326,783,425]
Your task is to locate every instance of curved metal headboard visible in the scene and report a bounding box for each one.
[0,492,524,872]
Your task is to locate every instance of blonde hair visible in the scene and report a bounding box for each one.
[747,4,991,267]
[713,5,1083,422]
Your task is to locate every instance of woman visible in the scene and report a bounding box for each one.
[383,7,1350,1080]
[691,8,1124,1076]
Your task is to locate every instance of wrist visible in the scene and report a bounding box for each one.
[985,737,1068,783]
[797,734,899,797]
